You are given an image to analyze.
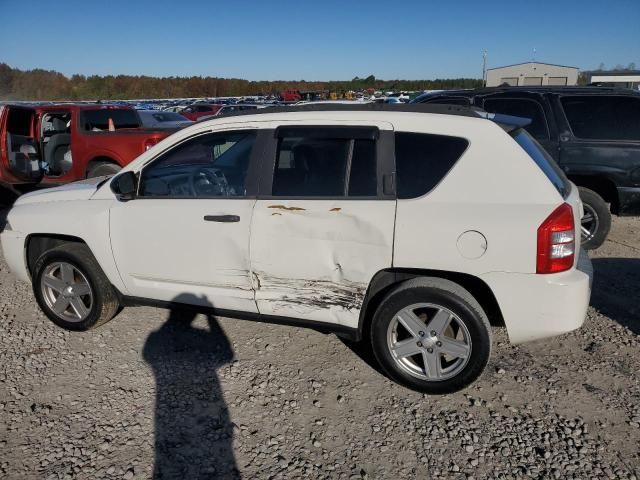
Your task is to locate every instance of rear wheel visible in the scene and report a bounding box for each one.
[578,187,611,250]
[87,161,121,178]
[370,277,491,394]
[32,243,119,331]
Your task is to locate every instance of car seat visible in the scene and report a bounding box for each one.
[272,145,311,195]
[45,132,71,175]
[7,132,41,177]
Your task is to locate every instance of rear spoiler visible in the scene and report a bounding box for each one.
[474,111,532,133]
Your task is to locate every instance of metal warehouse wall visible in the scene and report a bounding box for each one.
[486,62,579,87]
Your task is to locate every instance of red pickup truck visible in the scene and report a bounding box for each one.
[0,103,172,197]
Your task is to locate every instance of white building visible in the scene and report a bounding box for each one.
[588,70,640,89]
[486,62,579,87]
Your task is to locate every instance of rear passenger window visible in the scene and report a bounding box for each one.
[81,109,141,131]
[561,95,640,141]
[482,98,549,140]
[273,135,377,197]
[395,132,468,199]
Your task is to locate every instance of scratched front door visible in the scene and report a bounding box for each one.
[249,123,396,329]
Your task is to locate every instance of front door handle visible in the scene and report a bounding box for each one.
[204,215,240,223]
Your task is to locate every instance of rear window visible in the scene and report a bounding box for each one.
[512,129,570,198]
[395,132,468,199]
[82,109,140,131]
[483,97,549,140]
[560,95,640,141]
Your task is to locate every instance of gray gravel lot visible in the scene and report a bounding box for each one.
[0,213,639,479]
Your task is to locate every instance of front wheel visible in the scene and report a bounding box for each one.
[370,278,491,394]
[32,244,120,331]
[578,187,611,250]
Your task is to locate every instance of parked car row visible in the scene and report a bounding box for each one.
[2,103,593,394]
[3,87,638,251]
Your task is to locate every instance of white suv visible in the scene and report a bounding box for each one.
[1,104,593,393]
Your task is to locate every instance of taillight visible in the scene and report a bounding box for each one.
[144,138,159,151]
[536,203,575,274]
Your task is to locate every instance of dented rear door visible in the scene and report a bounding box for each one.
[250,122,396,329]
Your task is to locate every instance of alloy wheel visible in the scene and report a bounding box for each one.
[581,204,599,243]
[40,262,93,322]
[386,303,472,381]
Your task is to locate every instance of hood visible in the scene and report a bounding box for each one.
[15,176,111,206]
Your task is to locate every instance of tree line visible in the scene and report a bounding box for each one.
[0,63,483,101]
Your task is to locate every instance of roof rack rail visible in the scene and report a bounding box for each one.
[196,102,533,132]
[196,102,485,122]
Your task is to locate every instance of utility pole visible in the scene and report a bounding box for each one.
[482,51,487,87]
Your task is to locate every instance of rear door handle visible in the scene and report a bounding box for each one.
[204,215,240,223]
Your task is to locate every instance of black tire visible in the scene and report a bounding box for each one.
[578,187,611,250]
[32,243,120,331]
[370,277,491,394]
[87,161,121,178]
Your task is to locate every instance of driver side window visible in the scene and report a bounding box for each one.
[139,130,257,198]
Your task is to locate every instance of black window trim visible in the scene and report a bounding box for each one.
[342,139,356,196]
[258,126,395,200]
[274,125,380,140]
[480,95,551,141]
[134,128,267,200]
[557,93,640,143]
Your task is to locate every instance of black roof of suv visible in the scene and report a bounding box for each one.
[413,85,640,102]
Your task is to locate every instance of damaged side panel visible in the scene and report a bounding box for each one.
[250,200,396,328]
[110,198,258,313]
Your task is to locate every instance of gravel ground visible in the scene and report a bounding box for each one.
[0,213,639,479]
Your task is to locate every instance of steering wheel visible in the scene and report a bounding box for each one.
[189,166,231,196]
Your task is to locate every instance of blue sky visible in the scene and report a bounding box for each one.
[0,0,638,80]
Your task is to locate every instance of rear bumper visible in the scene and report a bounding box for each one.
[480,250,592,344]
[617,186,640,216]
[0,229,30,283]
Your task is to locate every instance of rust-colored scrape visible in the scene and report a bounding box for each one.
[271,212,282,216]
[268,205,306,211]
[329,207,341,212]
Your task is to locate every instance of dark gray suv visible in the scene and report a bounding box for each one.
[413,86,640,249]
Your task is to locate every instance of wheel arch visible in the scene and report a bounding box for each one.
[358,268,505,340]
[26,234,87,278]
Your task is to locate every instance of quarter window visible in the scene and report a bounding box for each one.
[482,98,549,140]
[561,95,640,141]
[395,132,468,199]
[140,131,256,197]
[272,135,377,197]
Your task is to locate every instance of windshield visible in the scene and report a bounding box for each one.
[512,129,570,198]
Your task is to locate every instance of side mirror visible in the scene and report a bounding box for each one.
[110,171,138,201]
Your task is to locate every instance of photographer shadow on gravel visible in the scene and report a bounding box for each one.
[143,294,239,479]
[590,257,640,335]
